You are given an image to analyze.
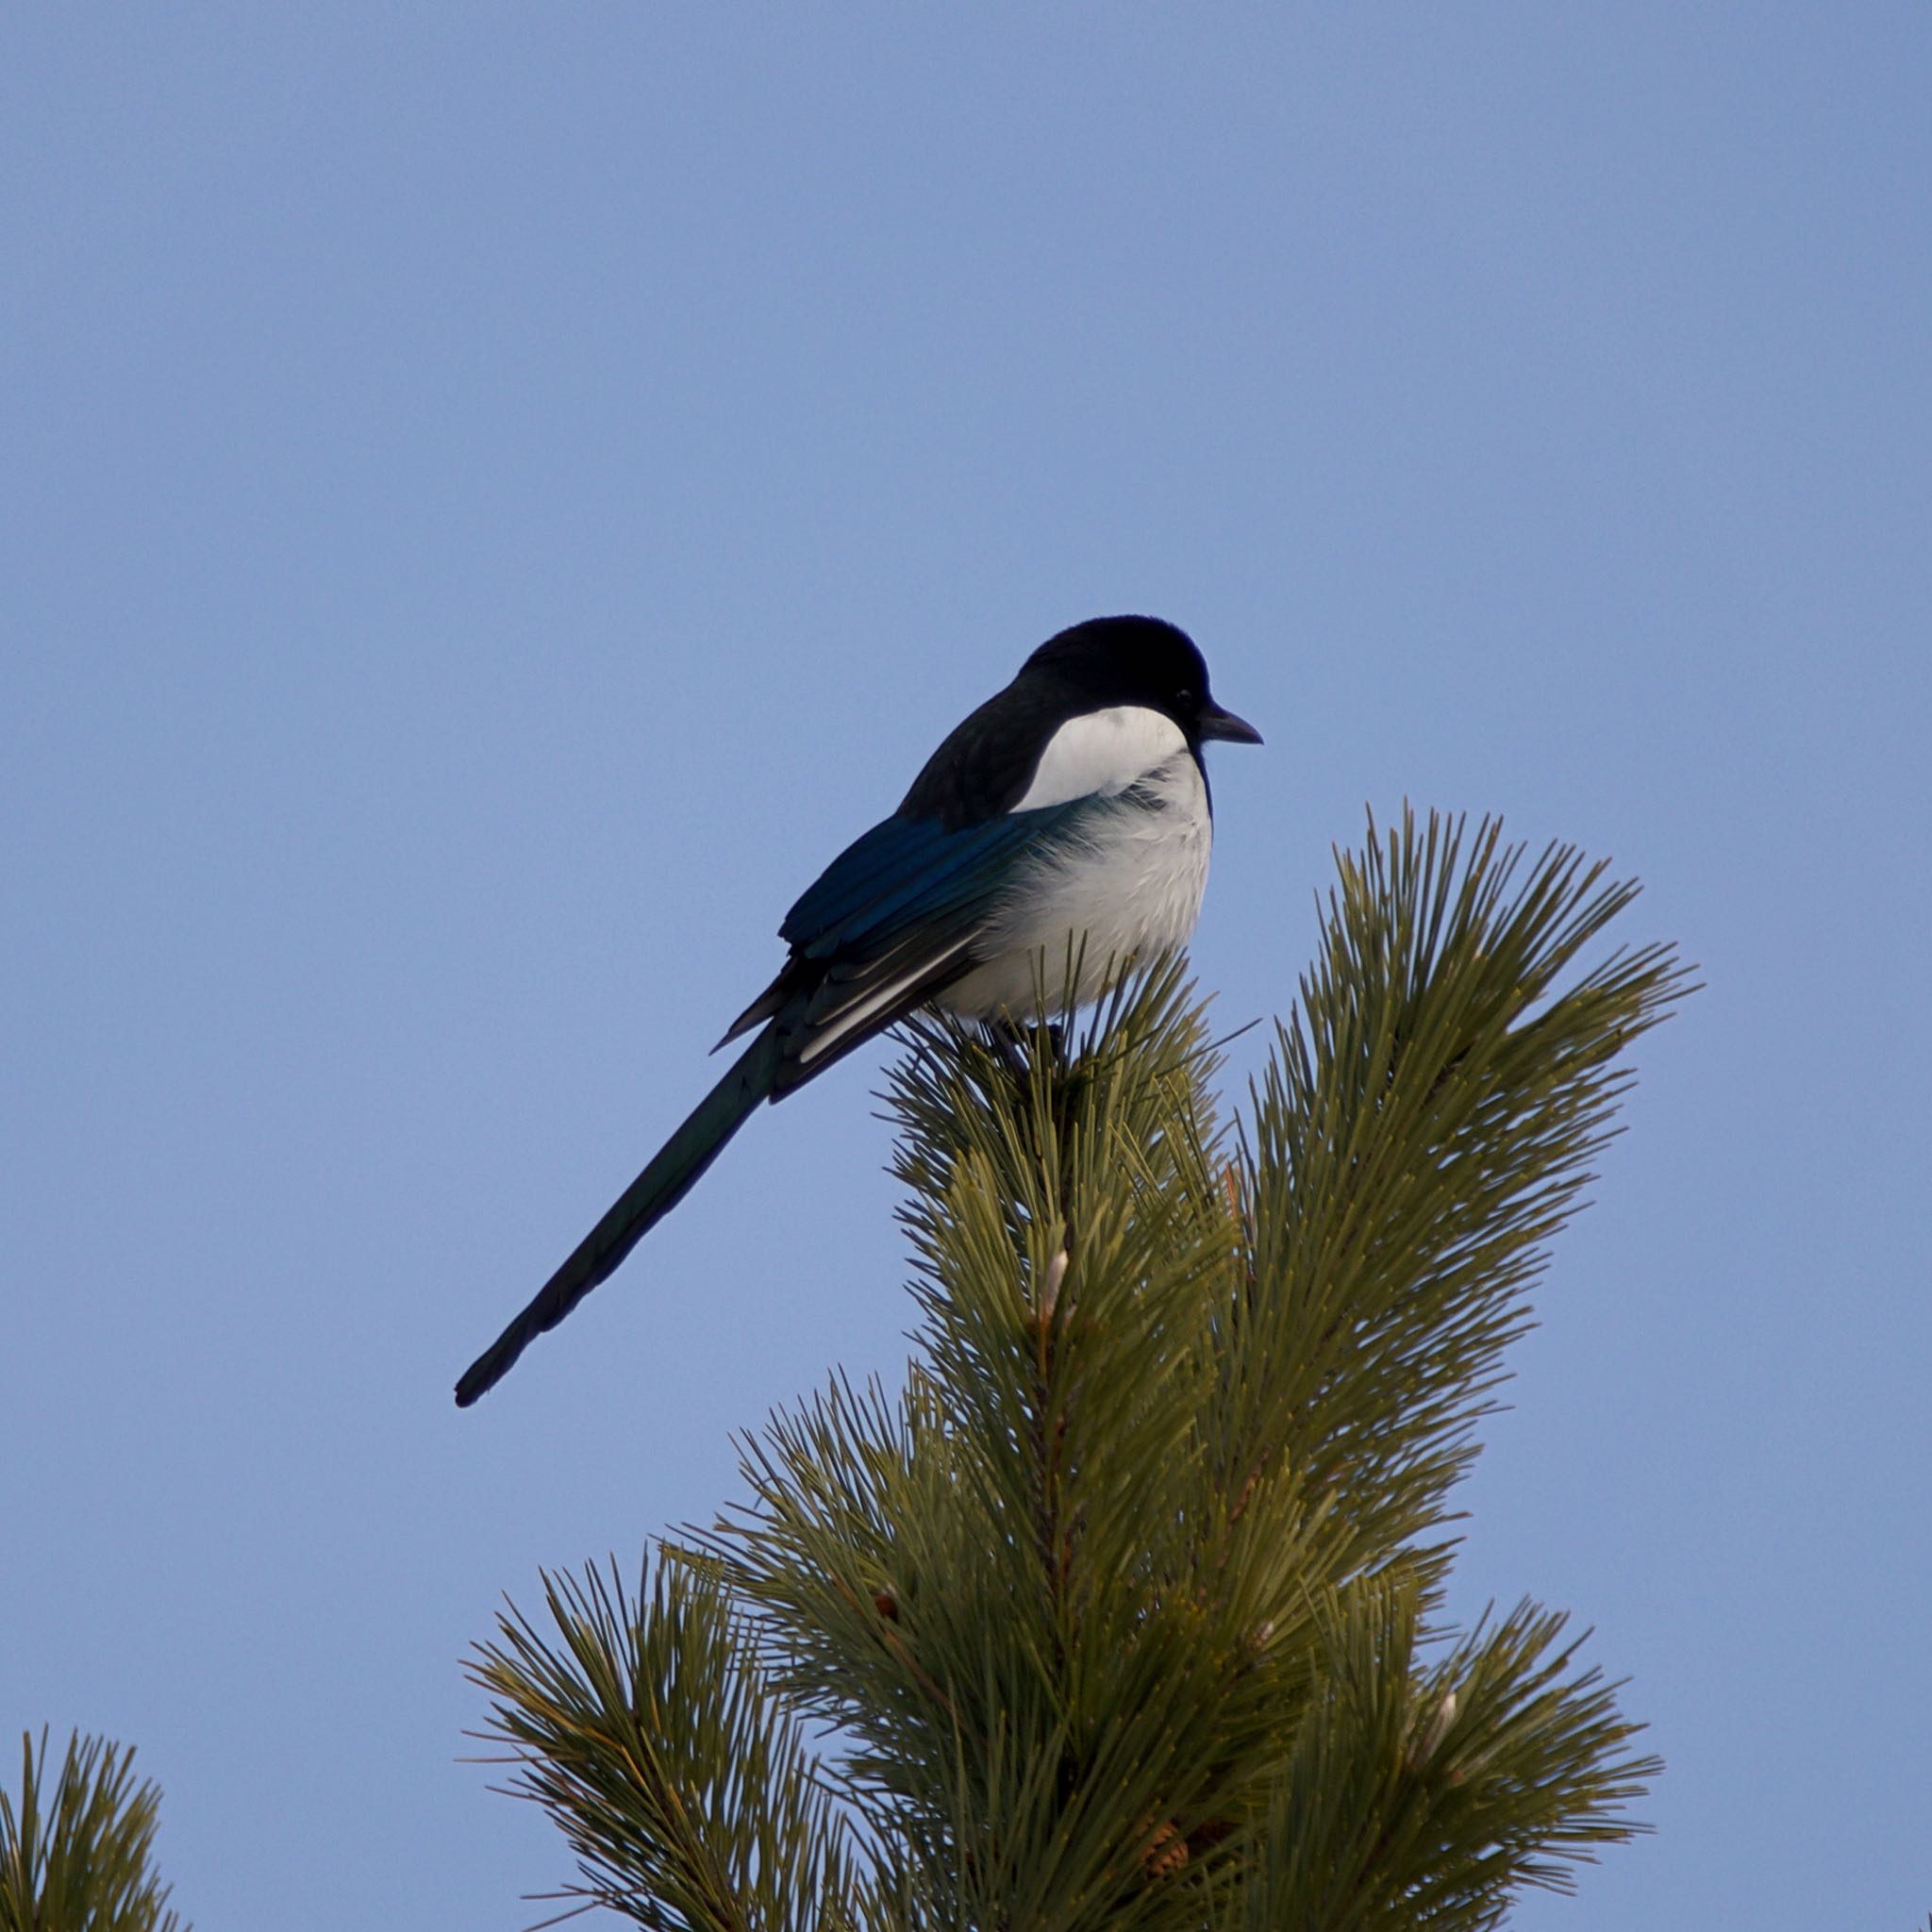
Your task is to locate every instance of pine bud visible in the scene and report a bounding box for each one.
[1407,1688,1457,1768]
[1040,1247,1069,1321]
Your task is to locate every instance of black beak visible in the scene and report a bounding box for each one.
[1197,697,1263,746]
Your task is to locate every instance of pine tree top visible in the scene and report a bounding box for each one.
[473,808,1692,1932]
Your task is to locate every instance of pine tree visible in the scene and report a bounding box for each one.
[471,809,1691,1931]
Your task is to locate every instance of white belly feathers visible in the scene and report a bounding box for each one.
[935,705,1212,1022]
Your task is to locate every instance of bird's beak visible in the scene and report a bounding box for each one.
[1198,698,1263,745]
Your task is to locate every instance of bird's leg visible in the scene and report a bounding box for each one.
[987,1015,1031,1081]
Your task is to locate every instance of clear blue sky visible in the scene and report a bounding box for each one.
[5,8,1926,1926]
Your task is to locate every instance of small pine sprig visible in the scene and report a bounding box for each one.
[0,1728,186,1932]
[1242,1579,1659,1931]
[468,1552,876,1932]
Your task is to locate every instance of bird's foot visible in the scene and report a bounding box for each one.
[986,1017,1069,1082]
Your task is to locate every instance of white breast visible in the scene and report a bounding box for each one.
[936,710,1213,1023]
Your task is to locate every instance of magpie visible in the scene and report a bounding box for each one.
[455,614,1259,1405]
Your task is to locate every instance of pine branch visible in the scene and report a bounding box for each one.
[719,963,1283,1930]
[1224,808,1694,1596]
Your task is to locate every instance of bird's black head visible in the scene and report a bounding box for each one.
[1023,615,1262,746]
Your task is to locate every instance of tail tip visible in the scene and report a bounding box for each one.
[453,1358,495,1408]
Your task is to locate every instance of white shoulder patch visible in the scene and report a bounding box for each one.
[1010,706,1188,812]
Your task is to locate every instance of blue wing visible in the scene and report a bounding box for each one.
[780,804,1093,955]
[718,799,1099,1088]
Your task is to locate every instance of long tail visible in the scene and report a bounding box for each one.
[455,1026,783,1406]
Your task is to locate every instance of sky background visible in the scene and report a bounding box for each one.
[5,7,1927,1927]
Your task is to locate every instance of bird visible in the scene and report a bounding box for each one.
[455,614,1260,1405]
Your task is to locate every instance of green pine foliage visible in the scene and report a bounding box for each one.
[472,809,1692,1930]
[0,1729,186,1932]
